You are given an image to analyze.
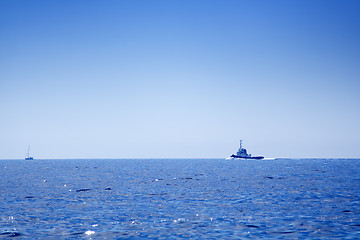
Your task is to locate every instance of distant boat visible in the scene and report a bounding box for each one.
[229,140,264,160]
[25,145,34,160]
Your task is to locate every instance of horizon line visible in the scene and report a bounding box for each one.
[1,157,360,160]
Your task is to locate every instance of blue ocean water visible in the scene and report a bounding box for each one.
[0,158,360,239]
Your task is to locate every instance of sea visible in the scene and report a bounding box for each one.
[0,158,360,239]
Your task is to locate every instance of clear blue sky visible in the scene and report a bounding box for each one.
[1,0,359,159]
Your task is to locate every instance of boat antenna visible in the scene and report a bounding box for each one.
[240,140,243,149]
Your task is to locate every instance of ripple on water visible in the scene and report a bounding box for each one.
[0,158,360,239]
[0,232,23,238]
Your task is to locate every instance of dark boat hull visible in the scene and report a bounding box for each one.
[230,155,264,160]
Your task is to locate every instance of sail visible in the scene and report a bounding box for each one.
[25,145,33,160]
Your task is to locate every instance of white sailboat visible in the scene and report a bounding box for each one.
[25,145,34,160]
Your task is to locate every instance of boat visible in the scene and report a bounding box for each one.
[229,140,264,159]
[25,145,34,160]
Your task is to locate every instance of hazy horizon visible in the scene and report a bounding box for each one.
[1,0,360,159]
[2,157,360,161]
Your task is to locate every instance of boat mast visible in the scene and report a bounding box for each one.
[240,140,243,150]
[27,145,30,158]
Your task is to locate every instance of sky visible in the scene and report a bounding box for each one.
[1,0,359,159]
